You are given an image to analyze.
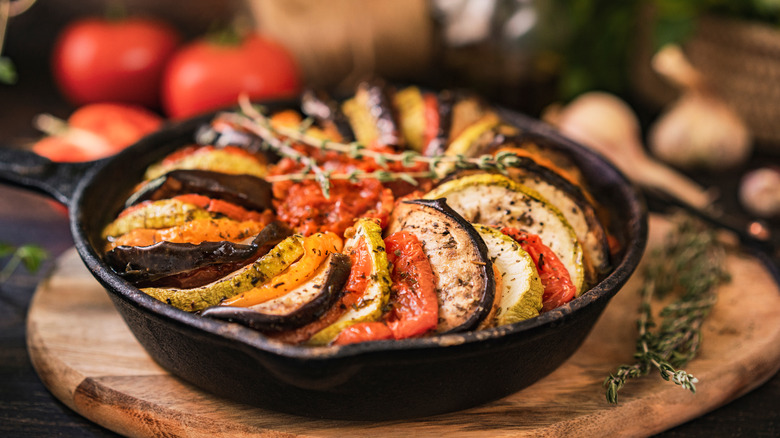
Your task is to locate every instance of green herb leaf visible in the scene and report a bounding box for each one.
[603,214,729,404]
[17,244,48,273]
[0,56,17,85]
[0,242,14,258]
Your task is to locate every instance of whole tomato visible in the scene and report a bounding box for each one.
[53,17,181,108]
[32,103,163,162]
[161,34,301,119]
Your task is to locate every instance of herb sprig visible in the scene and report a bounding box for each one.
[603,214,730,404]
[0,242,48,284]
[213,93,527,198]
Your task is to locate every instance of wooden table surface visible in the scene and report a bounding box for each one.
[1,40,779,438]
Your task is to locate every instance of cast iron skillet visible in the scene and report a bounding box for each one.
[0,102,647,420]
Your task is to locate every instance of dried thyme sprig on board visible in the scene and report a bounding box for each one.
[603,214,731,404]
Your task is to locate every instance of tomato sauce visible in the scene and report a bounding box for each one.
[270,148,407,236]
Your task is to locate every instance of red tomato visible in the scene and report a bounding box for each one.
[161,34,301,119]
[334,231,438,345]
[501,227,577,312]
[32,103,163,162]
[53,18,181,108]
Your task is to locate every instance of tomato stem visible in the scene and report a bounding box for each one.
[205,23,244,46]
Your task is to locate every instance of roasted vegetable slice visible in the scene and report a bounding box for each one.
[444,113,502,157]
[106,217,272,250]
[104,221,293,288]
[307,219,392,345]
[341,80,401,149]
[301,89,355,142]
[422,90,453,157]
[144,145,268,180]
[473,224,543,325]
[141,234,305,312]
[124,169,273,212]
[393,86,427,152]
[201,252,351,332]
[502,227,577,312]
[503,163,611,279]
[332,230,439,344]
[385,198,495,333]
[221,232,344,307]
[103,198,214,239]
[425,173,586,295]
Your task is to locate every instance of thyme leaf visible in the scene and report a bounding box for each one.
[603,214,730,404]
[0,242,48,284]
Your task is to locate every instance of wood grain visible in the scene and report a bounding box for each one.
[26,215,780,437]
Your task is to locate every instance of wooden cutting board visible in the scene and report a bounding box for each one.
[26,215,780,437]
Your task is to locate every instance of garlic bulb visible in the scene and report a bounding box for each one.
[648,45,752,171]
[543,91,713,209]
[739,167,780,218]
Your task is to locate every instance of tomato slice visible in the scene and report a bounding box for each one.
[501,227,577,312]
[421,93,439,150]
[334,231,437,344]
[333,322,393,345]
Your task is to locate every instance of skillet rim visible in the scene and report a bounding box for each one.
[68,101,648,361]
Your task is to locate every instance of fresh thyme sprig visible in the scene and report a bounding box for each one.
[265,170,435,185]
[212,94,526,197]
[603,214,730,404]
[234,96,333,197]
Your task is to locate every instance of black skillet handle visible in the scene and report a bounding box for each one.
[0,147,107,205]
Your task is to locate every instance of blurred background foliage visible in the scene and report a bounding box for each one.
[553,0,780,101]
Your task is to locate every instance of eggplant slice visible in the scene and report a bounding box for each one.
[342,80,402,149]
[301,89,356,142]
[124,169,274,212]
[104,221,293,288]
[385,198,495,334]
[424,174,587,295]
[201,252,351,332]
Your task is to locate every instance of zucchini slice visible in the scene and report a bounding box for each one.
[504,164,611,280]
[425,173,586,295]
[102,198,213,239]
[201,252,351,332]
[307,219,392,345]
[393,86,426,152]
[386,198,495,333]
[444,112,502,157]
[472,224,543,326]
[141,234,305,312]
[144,146,268,181]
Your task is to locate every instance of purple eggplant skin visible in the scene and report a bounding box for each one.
[385,198,495,334]
[124,169,274,212]
[201,252,351,332]
[358,80,403,148]
[301,89,356,142]
[104,221,293,288]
